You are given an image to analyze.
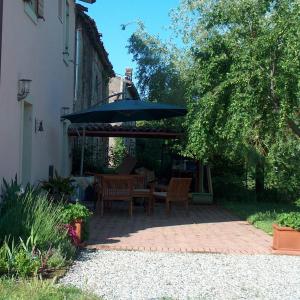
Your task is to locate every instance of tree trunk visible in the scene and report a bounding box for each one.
[255,160,265,201]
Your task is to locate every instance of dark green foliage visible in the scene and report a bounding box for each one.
[276,212,300,231]
[71,141,108,175]
[40,172,75,202]
[109,138,127,167]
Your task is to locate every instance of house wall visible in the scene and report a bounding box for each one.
[0,0,76,185]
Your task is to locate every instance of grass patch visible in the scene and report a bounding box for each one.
[220,200,300,235]
[0,278,101,300]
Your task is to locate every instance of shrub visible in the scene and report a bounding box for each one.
[276,212,300,231]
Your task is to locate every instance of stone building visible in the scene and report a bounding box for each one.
[72,4,115,172]
[108,68,140,159]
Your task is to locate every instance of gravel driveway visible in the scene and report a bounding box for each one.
[60,250,300,300]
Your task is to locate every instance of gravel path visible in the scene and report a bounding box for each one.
[60,250,300,300]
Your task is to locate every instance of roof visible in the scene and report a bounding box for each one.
[68,124,184,139]
[76,4,115,77]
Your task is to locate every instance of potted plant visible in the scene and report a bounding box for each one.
[61,202,92,244]
[40,172,75,203]
[273,212,300,254]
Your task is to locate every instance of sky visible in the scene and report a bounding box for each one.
[80,0,180,78]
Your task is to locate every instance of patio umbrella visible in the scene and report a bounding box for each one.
[62,99,187,176]
[61,99,187,123]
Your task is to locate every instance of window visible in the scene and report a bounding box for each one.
[27,0,38,15]
[58,0,63,22]
[24,0,44,23]
[63,0,70,61]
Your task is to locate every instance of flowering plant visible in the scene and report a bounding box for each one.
[64,224,80,246]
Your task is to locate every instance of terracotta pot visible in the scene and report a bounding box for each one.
[273,224,300,253]
[73,219,84,243]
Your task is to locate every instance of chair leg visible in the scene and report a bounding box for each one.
[151,197,155,214]
[166,200,170,216]
[101,199,104,217]
[147,196,152,216]
[185,199,189,215]
[129,200,133,217]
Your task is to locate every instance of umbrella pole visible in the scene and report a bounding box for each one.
[80,126,86,176]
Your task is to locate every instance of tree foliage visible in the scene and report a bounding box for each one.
[173,0,300,193]
[128,0,300,196]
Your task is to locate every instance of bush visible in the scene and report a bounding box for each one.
[0,179,76,278]
[276,212,300,231]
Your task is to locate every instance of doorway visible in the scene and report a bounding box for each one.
[22,102,33,185]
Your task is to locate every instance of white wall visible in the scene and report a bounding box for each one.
[0,0,76,185]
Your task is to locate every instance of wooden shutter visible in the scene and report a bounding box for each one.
[37,0,44,20]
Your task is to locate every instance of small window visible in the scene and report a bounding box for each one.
[24,0,44,23]
[63,0,70,64]
[27,0,38,15]
[64,0,70,52]
[58,0,63,22]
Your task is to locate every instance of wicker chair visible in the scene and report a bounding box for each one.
[153,178,192,215]
[99,175,134,216]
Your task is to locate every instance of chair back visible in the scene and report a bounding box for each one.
[167,178,192,201]
[116,155,137,174]
[102,175,133,201]
[132,174,146,189]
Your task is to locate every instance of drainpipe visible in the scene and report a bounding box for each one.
[0,0,3,81]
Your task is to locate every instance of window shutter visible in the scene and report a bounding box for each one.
[37,0,44,20]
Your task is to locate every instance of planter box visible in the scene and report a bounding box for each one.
[191,193,213,204]
[273,224,300,253]
[73,219,83,243]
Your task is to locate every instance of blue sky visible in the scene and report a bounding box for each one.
[81,0,180,77]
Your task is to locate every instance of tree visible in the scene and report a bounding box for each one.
[172,0,300,196]
[127,26,186,105]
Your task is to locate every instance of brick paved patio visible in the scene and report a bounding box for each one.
[87,203,272,254]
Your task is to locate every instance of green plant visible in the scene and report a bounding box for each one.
[109,137,127,167]
[276,212,300,231]
[40,172,75,202]
[47,248,66,269]
[0,188,76,262]
[14,248,40,278]
[0,278,102,300]
[61,202,92,224]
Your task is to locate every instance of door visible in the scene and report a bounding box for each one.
[22,102,33,185]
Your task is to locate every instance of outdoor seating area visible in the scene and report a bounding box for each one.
[91,173,192,217]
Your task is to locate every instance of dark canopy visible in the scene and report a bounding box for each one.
[62,99,187,123]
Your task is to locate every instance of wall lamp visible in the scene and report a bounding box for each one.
[35,118,44,133]
[17,79,32,101]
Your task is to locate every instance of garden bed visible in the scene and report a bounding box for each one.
[219,199,300,235]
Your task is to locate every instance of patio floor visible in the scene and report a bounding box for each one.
[87,203,273,254]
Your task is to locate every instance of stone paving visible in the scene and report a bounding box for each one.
[87,203,272,254]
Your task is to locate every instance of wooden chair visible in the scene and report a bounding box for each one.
[99,175,134,216]
[153,178,192,215]
[132,175,155,215]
